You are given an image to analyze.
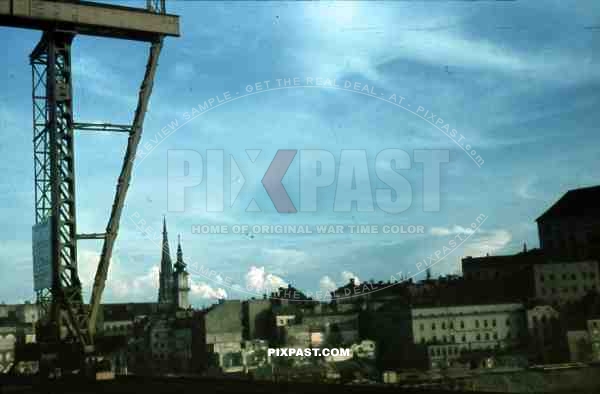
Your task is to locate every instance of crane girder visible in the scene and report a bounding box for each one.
[87,38,164,340]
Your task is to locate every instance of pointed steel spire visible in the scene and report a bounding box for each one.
[158,216,174,304]
[175,233,186,271]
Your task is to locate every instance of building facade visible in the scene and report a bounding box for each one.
[204,300,245,373]
[410,303,527,369]
[533,261,600,305]
[536,185,600,260]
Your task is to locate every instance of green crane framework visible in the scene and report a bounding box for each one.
[0,0,180,368]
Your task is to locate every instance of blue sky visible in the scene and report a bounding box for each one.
[1,0,599,306]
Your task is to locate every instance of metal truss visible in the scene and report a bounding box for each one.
[31,30,88,350]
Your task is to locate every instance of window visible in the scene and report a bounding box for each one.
[449,322,454,329]
[506,318,511,327]
[540,274,545,282]
[571,274,577,280]
[432,335,437,342]
[442,322,446,330]
[451,335,455,343]
[476,334,481,341]
[492,319,496,327]
[493,333,498,340]
[462,335,466,342]
[549,274,555,280]
[485,333,490,340]
[432,323,436,330]
[421,338,426,344]
[420,323,424,331]
[475,320,479,328]
[460,321,464,329]
[563,274,568,280]
[484,319,488,328]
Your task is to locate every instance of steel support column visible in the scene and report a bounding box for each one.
[31,30,87,350]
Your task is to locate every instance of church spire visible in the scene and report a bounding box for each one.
[158,216,174,304]
[174,234,186,272]
[173,233,190,310]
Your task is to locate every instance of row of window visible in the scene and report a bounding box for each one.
[539,284,596,295]
[0,352,12,362]
[429,343,501,358]
[540,272,596,282]
[105,324,130,333]
[419,318,509,331]
[420,331,504,344]
[429,346,462,357]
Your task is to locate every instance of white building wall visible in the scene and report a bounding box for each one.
[411,303,526,367]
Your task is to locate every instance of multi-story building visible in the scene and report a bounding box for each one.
[587,318,600,362]
[461,247,544,283]
[244,298,273,341]
[0,325,16,372]
[536,185,600,260]
[0,302,39,324]
[410,303,527,369]
[204,300,244,373]
[282,307,359,348]
[533,261,600,305]
[526,304,566,363]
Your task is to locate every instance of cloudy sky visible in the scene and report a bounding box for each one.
[1,1,599,306]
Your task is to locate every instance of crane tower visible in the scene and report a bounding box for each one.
[0,0,179,374]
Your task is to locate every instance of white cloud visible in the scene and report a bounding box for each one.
[430,225,475,236]
[341,271,360,286]
[319,275,337,294]
[190,280,228,300]
[464,230,512,257]
[77,249,160,302]
[245,266,288,293]
[111,265,160,299]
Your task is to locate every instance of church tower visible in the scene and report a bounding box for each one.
[173,235,190,310]
[158,216,175,305]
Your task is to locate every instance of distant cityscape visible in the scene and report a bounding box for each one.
[2,185,600,389]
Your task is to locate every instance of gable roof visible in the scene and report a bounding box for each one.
[536,185,600,222]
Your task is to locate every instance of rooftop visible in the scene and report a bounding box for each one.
[536,185,600,222]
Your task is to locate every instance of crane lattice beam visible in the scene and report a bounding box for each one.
[0,0,179,374]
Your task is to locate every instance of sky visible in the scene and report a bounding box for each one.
[0,0,599,306]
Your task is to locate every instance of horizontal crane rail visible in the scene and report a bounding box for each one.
[0,0,179,42]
